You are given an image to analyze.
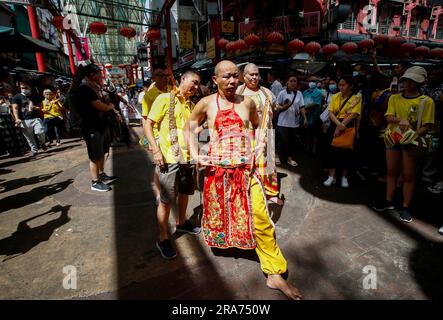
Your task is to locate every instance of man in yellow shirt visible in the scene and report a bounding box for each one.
[144,69,201,260]
[42,88,64,146]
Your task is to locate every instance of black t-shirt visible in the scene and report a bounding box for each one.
[76,84,107,132]
[11,93,40,120]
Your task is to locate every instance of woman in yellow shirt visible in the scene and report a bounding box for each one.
[324,75,362,188]
[373,66,435,223]
[42,89,64,146]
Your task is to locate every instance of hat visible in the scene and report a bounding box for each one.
[400,66,427,84]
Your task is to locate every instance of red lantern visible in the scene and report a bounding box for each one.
[131,63,139,68]
[388,36,403,47]
[120,26,136,39]
[430,47,443,59]
[235,39,248,50]
[400,42,416,56]
[244,34,260,47]
[52,16,65,30]
[118,64,126,68]
[373,34,388,47]
[218,38,228,50]
[304,41,321,56]
[322,43,339,55]
[415,46,430,58]
[104,63,112,69]
[89,22,107,35]
[288,39,304,53]
[358,39,374,50]
[225,41,236,51]
[341,42,358,55]
[266,31,284,45]
[147,29,161,41]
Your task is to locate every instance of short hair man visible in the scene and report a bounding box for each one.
[144,69,202,260]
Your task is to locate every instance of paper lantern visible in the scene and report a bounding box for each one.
[400,42,416,57]
[244,34,260,47]
[358,39,375,50]
[235,39,248,50]
[415,46,430,58]
[89,22,107,35]
[266,31,284,45]
[218,38,228,50]
[341,42,358,55]
[120,26,136,39]
[146,29,161,41]
[430,47,443,59]
[288,39,304,53]
[373,34,389,47]
[322,43,339,55]
[225,41,236,51]
[304,41,321,56]
[388,36,403,47]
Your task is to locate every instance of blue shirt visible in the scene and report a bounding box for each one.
[303,88,323,127]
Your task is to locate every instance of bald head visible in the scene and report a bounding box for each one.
[214,60,238,76]
[243,63,259,75]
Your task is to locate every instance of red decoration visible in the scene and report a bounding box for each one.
[430,47,443,59]
[288,39,304,53]
[266,31,284,45]
[400,42,416,56]
[104,63,112,69]
[415,45,430,58]
[146,29,161,41]
[225,41,236,51]
[118,64,127,68]
[304,41,321,56]
[388,36,403,47]
[358,39,375,50]
[341,42,358,55]
[52,16,65,30]
[218,38,228,50]
[244,34,260,47]
[131,63,139,68]
[322,43,339,55]
[89,22,107,35]
[373,34,389,47]
[120,26,137,39]
[235,39,248,50]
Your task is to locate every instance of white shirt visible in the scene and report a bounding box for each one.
[138,91,145,104]
[270,80,284,98]
[277,90,305,128]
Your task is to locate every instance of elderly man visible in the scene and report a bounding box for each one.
[185,60,302,300]
[237,63,283,206]
[145,69,202,260]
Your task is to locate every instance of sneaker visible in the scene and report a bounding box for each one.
[372,200,395,212]
[30,151,37,158]
[41,144,48,151]
[341,176,350,188]
[438,226,443,236]
[176,220,201,235]
[399,207,412,223]
[91,180,111,192]
[287,159,299,167]
[428,181,443,194]
[156,239,177,260]
[99,172,117,184]
[56,141,61,146]
[323,176,336,187]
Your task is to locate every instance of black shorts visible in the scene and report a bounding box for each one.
[156,163,196,204]
[83,130,110,161]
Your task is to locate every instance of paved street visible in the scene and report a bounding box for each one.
[0,126,442,300]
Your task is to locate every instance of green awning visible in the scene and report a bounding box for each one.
[0,27,59,53]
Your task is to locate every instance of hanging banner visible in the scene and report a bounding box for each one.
[75,37,90,62]
[179,21,193,49]
[221,21,234,34]
[206,38,216,59]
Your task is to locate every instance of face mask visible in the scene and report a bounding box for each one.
[352,71,359,77]
[329,84,337,92]
[21,88,31,96]
[308,82,317,89]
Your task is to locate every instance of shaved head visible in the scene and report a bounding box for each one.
[215,60,238,76]
[243,63,258,75]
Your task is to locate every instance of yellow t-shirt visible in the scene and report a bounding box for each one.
[148,93,194,164]
[42,100,63,119]
[385,93,435,130]
[329,92,362,119]
[142,85,172,139]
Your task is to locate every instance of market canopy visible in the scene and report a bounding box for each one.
[0,26,59,53]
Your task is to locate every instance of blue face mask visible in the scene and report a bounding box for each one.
[353,71,359,77]
[329,84,337,92]
[308,82,317,89]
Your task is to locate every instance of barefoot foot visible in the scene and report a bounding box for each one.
[266,274,302,300]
